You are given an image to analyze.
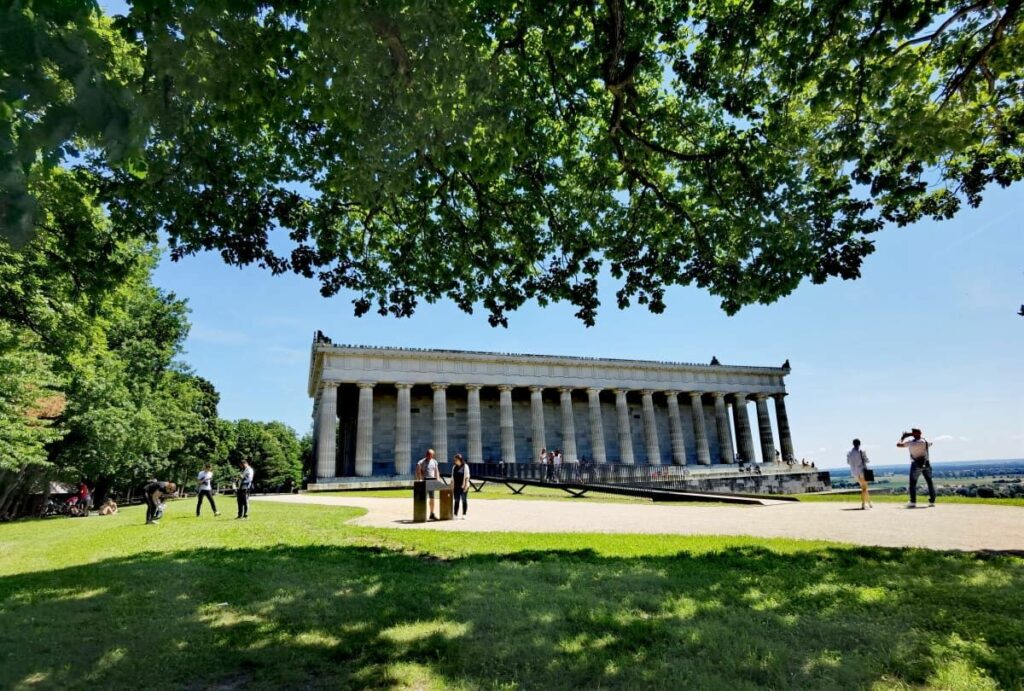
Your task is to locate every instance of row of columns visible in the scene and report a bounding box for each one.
[315,383,795,478]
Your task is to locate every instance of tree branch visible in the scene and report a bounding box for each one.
[893,0,992,54]
[620,121,727,162]
[366,11,412,85]
[941,0,1020,105]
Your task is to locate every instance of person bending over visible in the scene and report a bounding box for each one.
[143,480,177,525]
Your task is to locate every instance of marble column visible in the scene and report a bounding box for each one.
[354,382,375,477]
[665,390,687,465]
[466,384,482,464]
[774,393,795,462]
[315,382,338,479]
[498,385,516,464]
[689,392,712,465]
[394,383,412,475]
[530,386,546,463]
[614,389,635,464]
[432,384,449,464]
[559,387,578,463]
[587,387,607,464]
[732,393,757,464]
[712,392,735,464]
[641,390,661,465]
[755,394,776,464]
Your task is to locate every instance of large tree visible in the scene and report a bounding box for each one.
[4,1,1023,324]
[224,419,302,490]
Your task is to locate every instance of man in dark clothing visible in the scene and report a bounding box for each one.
[898,428,936,508]
[143,481,177,525]
[236,460,254,519]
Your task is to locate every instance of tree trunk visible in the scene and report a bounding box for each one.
[92,475,114,507]
[0,467,28,519]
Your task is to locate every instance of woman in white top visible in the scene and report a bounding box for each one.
[846,439,872,510]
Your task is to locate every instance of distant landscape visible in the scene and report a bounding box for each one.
[828,458,1024,498]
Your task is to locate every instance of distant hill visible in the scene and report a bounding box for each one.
[828,458,1024,478]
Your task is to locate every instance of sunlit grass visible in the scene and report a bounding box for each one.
[796,493,1024,507]
[0,502,1021,690]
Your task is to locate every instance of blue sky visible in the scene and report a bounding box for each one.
[99,0,1023,469]
[152,183,1024,469]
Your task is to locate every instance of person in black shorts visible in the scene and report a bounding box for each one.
[415,449,441,519]
[143,481,177,525]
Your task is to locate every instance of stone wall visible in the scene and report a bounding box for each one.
[664,471,831,495]
[360,385,736,472]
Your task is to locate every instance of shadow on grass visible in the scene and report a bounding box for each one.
[1,543,1022,689]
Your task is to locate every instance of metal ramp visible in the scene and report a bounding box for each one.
[475,474,797,506]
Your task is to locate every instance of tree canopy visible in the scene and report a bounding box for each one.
[3,0,1023,323]
[0,159,303,515]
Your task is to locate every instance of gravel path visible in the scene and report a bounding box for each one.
[256,494,1024,552]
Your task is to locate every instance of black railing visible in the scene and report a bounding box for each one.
[437,461,698,488]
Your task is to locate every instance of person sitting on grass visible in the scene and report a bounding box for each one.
[66,480,91,508]
[98,499,118,516]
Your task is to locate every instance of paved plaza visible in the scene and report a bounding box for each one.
[258,494,1024,552]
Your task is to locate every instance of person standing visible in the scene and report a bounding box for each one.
[846,439,872,510]
[416,448,441,520]
[553,449,563,482]
[143,480,177,525]
[566,453,580,482]
[196,464,220,517]
[236,459,254,519]
[451,453,470,519]
[897,428,935,508]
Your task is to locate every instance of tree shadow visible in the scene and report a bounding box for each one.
[0,543,1021,689]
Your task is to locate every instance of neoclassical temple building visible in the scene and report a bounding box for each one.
[308,337,797,482]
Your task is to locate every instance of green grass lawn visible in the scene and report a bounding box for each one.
[1,502,1022,690]
[796,493,1024,507]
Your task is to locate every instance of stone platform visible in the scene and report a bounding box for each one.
[308,465,829,495]
[307,476,415,492]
